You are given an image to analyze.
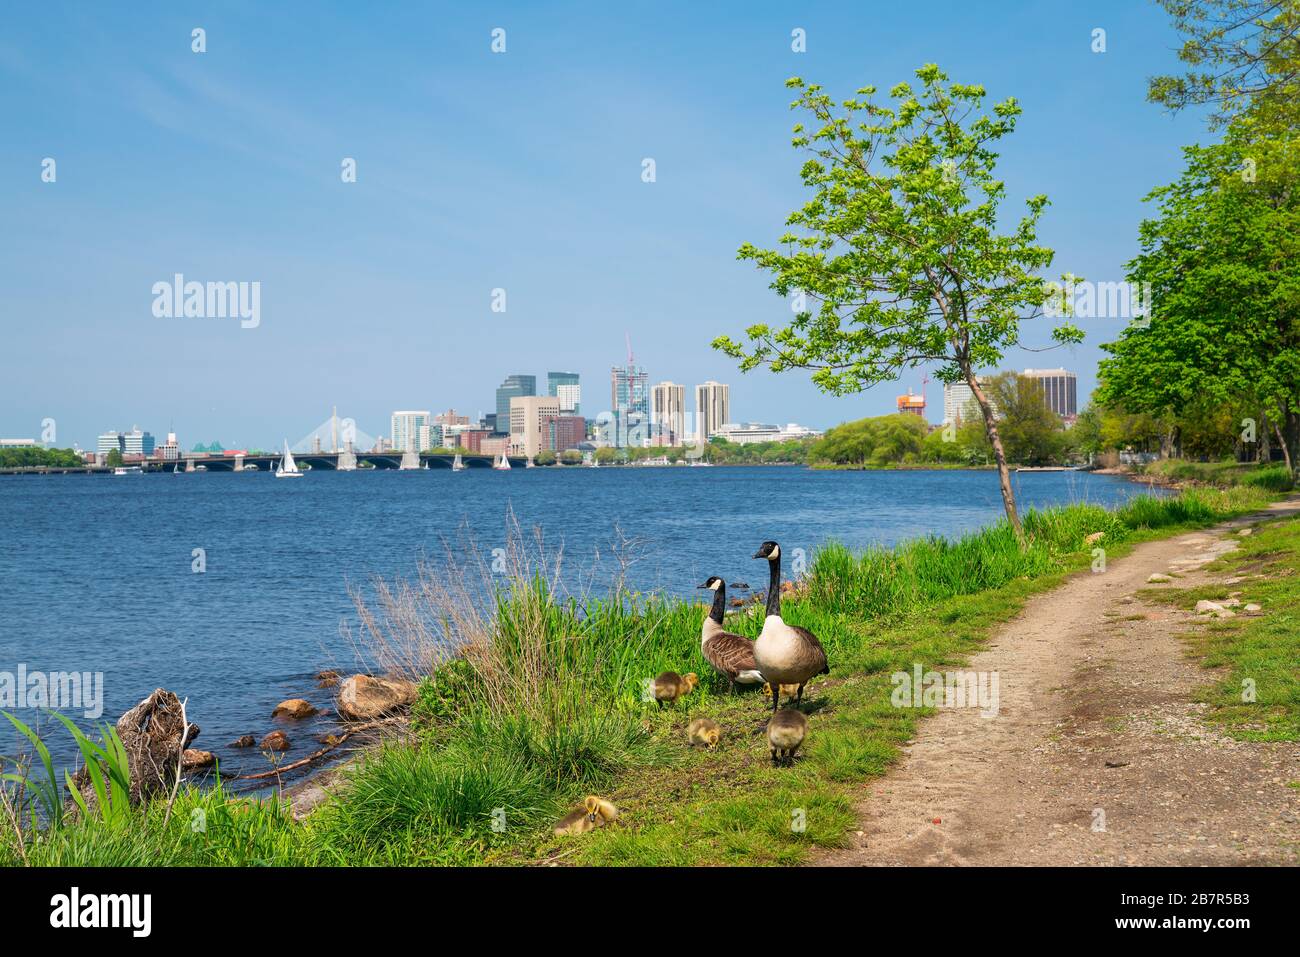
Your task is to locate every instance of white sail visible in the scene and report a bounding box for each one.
[276,440,303,478]
[452,453,464,471]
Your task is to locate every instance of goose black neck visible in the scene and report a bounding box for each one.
[709,583,726,624]
[765,558,781,618]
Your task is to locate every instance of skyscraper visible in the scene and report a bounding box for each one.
[495,374,536,434]
[694,381,730,442]
[547,371,581,416]
[1022,368,1078,418]
[651,381,686,446]
[610,363,649,448]
[390,410,430,451]
[509,395,561,458]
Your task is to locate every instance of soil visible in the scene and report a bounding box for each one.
[816,499,1300,866]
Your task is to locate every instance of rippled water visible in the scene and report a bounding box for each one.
[0,466,1162,776]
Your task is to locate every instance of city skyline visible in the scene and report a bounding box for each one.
[0,3,1211,452]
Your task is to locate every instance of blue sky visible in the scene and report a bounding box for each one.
[1,1,1211,449]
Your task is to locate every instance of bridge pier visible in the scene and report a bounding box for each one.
[235,454,245,472]
[399,450,420,470]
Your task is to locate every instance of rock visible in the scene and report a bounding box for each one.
[318,733,343,747]
[231,735,257,748]
[1084,532,1105,545]
[1221,598,1242,608]
[1245,603,1262,612]
[259,730,291,751]
[1147,574,1174,583]
[1238,528,1253,536]
[336,674,418,721]
[315,670,342,688]
[71,688,200,814]
[1195,600,1236,619]
[272,698,318,720]
[182,749,215,769]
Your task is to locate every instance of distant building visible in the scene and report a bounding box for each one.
[390,411,430,452]
[1022,368,1078,418]
[896,389,926,419]
[98,431,125,455]
[610,364,649,448]
[418,423,446,450]
[480,434,509,458]
[0,438,38,448]
[434,409,470,427]
[458,429,492,453]
[715,422,823,444]
[158,431,180,461]
[651,382,686,446]
[123,428,155,456]
[495,375,536,435]
[549,415,586,452]
[547,372,581,416]
[694,381,730,442]
[943,380,991,425]
[510,395,561,458]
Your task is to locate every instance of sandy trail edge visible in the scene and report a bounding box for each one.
[816,498,1300,866]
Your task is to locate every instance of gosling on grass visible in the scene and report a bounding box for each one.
[687,717,721,749]
[652,671,699,709]
[554,795,620,835]
[762,682,800,701]
[767,708,808,767]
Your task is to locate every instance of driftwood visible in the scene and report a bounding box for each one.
[71,688,199,815]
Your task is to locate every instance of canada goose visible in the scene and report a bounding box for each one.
[697,577,764,692]
[687,717,721,749]
[767,708,808,766]
[554,795,620,835]
[652,671,698,709]
[752,540,829,712]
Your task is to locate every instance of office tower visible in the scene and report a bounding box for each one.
[548,415,586,452]
[943,380,994,425]
[122,427,155,456]
[547,372,582,415]
[97,431,125,455]
[390,410,430,452]
[610,364,649,448]
[1022,368,1078,418]
[651,381,686,445]
[694,381,730,442]
[509,395,561,458]
[495,374,536,434]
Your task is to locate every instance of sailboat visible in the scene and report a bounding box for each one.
[275,441,303,479]
[493,451,512,471]
[452,453,465,472]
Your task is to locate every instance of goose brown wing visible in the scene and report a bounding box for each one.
[702,631,758,680]
[790,625,829,674]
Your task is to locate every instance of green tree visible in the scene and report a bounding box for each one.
[715,66,1081,543]
[985,372,1065,466]
[1148,0,1300,126]
[106,449,124,467]
[536,450,557,466]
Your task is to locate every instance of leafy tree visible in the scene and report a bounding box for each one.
[536,450,557,466]
[106,449,124,467]
[1148,0,1300,126]
[985,372,1065,466]
[715,66,1081,544]
[559,449,583,465]
[1096,120,1300,470]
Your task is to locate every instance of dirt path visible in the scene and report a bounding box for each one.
[817,499,1300,866]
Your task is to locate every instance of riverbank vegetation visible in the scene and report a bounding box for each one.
[1,483,1285,867]
[0,447,84,469]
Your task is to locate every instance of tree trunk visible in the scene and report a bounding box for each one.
[1274,421,1293,474]
[967,372,1023,547]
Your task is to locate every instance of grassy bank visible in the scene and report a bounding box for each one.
[1139,458,1295,492]
[0,484,1287,866]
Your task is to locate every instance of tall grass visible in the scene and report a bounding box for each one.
[1142,459,1295,492]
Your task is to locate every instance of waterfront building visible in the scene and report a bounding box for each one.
[547,372,582,416]
[480,435,509,458]
[694,381,730,442]
[418,423,446,450]
[548,415,586,452]
[123,428,155,456]
[714,422,824,444]
[943,380,992,425]
[390,411,430,452]
[0,438,38,448]
[97,431,125,455]
[896,389,926,419]
[651,381,686,446]
[458,429,492,453]
[158,432,180,461]
[510,395,561,458]
[1022,368,1078,418]
[495,375,536,435]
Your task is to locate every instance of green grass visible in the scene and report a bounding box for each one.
[1142,458,1295,493]
[1138,514,1300,742]
[1,483,1287,866]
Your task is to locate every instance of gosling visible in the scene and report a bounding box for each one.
[687,717,721,749]
[767,708,808,767]
[554,795,620,835]
[762,682,800,701]
[652,671,699,709]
